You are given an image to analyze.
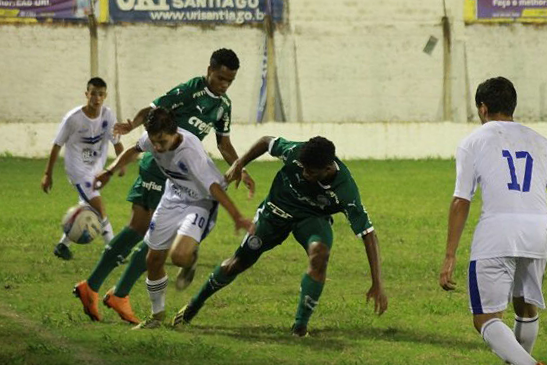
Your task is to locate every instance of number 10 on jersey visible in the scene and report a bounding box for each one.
[502,150,533,192]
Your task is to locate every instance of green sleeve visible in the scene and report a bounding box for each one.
[339,181,374,237]
[269,137,303,162]
[151,83,191,110]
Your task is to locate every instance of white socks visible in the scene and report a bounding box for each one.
[514,315,539,354]
[101,218,114,244]
[59,233,71,247]
[146,276,168,315]
[481,318,537,365]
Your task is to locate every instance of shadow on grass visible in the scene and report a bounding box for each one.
[176,323,483,352]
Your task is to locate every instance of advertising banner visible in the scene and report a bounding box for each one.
[0,0,108,22]
[465,0,547,22]
[109,0,283,24]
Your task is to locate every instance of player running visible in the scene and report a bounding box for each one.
[41,77,124,260]
[440,77,547,365]
[73,49,255,324]
[173,135,388,336]
[94,107,253,329]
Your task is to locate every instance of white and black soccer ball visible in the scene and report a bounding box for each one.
[62,205,102,244]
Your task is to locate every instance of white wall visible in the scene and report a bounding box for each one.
[2,0,547,158]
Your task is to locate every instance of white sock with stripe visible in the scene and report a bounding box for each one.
[146,276,168,315]
[59,233,71,247]
[101,218,114,244]
[481,318,537,365]
[514,315,539,354]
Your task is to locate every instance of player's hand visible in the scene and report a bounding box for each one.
[225,159,244,185]
[113,119,133,135]
[439,255,457,291]
[93,170,112,190]
[366,283,388,316]
[234,216,255,235]
[241,169,255,199]
[41,174,52,193]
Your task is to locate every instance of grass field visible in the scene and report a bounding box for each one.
[0,157,545,365]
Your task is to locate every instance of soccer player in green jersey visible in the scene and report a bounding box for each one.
[172,136,388,336]
[73,49,256,324]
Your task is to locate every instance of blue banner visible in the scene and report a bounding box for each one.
[110,0,283,24]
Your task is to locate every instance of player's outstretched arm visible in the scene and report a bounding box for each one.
[439,197,470,291]
[41,144,62,194]
[114,106,152,135]
[113,141,126,177]
[216,135,256,198]
[209,182,254,234]
[94,146,141,190]
[362,231,388,315]
[225,136,274,186]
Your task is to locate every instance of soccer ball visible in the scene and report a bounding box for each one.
[62,205,102,244]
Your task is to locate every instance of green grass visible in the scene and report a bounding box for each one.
[0,157,545,364]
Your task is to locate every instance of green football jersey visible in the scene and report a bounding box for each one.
[139,76,232,176]
[265,137,374,237]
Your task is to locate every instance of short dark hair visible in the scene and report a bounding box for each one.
[210,48,240,71]
[145,107,177,136]
[475,76,517,116]
[299,136,336,169]
[87,77,107,90]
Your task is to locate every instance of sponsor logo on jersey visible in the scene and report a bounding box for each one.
[266,202,293,219]
[102,120,108,129]
[142,181,163,192]
[172,185,199,200]
[82,148,98,164]
[196,105,204,113]
[188,116,213,135]
[246,235,263,250]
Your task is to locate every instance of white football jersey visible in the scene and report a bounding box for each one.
[54,105,119,183]
[137,128,225,203]
[454,121,547,260]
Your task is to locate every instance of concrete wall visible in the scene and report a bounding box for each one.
[2,0,547,158]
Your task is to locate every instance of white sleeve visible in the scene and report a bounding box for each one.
[453,145,476,201]
[136,131,152,152]
[185,143,223,193]
[53,114,72,146]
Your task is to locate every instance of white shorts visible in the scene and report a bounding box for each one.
[144,183,218,251]
[468,257,546,314]
[72,179,101,203]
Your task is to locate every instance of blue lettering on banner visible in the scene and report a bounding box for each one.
[110,0,283,23]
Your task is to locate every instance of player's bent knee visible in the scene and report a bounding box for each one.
[308,242,330,273]
[170,250,195,268]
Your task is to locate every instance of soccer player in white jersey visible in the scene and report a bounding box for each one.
[93,107,254,329]
[41,77,124,260]
[440,77,546,365]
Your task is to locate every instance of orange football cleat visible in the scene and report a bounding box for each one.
[73,281,101,321]
[103,288,140,324]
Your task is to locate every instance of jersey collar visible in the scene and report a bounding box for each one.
[204,85,219,99]
[317,161,340,189]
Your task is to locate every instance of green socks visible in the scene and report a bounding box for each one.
[191,265,237,307]
[294,273,324,328]
[113,240,149,297]
[87,227,143,292]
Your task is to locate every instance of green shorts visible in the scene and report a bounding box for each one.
[126,168,166,210]
[235,202,333,266]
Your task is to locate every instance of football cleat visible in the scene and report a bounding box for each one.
[175,263,197,291]
[73,281,101,321]
[132,311,165,330]
[54,243,73,260]
[291,323,309,337]
[103,288,140,324]
[172,302,201,327]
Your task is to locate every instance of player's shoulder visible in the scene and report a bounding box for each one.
[220,94,232,108]
[62,105,85,122]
